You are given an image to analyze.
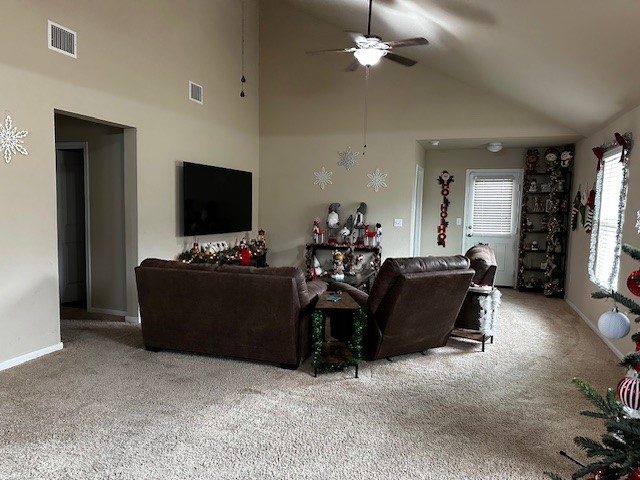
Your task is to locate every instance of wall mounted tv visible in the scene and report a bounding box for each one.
[182,162,252,236]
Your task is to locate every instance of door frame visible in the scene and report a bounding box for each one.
[55,142,91,308]
[463,168,523,287]
[410,164,424,256]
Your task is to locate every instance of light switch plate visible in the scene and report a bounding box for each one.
[456,218,462,226]
[393,218,403,227]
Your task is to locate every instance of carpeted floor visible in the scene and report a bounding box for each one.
[0,289,623,479]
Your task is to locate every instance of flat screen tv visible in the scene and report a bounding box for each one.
[182,162,252,236]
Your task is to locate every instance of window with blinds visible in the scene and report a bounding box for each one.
[471,177,515,235]
[590,147,628,290]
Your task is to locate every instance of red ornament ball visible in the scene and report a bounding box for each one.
[628,467,640,480]
[628,270,640,297]
[618,374,640,410]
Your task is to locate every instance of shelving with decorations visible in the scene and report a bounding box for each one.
[517,147,573,297]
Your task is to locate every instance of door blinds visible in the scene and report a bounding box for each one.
[471,176,515,236]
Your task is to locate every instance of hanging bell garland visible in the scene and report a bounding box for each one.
[597,307,630,339]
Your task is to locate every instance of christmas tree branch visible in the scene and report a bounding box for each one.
[620,352,640,369]
[591,291,640,316]
[622,243,640,262]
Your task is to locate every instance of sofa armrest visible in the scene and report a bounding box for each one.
[306,279,328,301]
[329,281,369,310]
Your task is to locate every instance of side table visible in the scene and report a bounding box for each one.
[451,286,499,352]
[311,291,367,378]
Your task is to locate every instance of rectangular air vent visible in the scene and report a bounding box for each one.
[48,20,77,58]
[189,81,203,104]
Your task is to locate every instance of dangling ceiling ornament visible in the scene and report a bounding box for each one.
[239,0,246,98]
[0,115,29,164]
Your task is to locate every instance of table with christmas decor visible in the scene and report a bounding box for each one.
[311,290,367,378]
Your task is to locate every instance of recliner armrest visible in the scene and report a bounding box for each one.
[328,281,369,309]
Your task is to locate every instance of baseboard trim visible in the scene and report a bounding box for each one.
[125,315,140,324]
[565,298,624,359]
[0,342,64,372]
[88,307,127,316]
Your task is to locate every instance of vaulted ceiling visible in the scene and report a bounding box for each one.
[281,0,640,137]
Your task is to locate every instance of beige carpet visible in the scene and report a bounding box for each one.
[0,290,623,479]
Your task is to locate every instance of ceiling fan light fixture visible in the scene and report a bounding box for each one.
[487,142,503,153]
[354,48,386,66]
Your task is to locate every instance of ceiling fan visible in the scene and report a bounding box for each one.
[306,0,429,70]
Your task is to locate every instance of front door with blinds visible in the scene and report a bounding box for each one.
[463,169,523,287]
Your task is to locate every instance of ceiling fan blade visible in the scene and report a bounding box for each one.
[306,47,356,55]
[344,30,367,44]
[345,59,360,72]
[383,52,417,67]
[385,37,429,48]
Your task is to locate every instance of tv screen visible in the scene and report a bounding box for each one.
[182,162,252,236]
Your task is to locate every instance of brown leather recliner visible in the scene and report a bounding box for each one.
[454,245,498,331]
[330,256,475,360]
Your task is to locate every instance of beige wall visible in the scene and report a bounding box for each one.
[421,148,525,256]
[566,105,640,357]
[55,115,127,313]
[259,1,576,268]
[0,0,259,364]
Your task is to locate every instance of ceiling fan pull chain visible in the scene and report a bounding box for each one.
[363,65,369,155]
[240,0,246,98]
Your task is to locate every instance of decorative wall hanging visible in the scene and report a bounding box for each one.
[239,0,246,98]
[0,115,29,163]
[570,187,583,231]
[313,166,333,190]
[337,147,360,171]
[584,184,595,234]
[637,210,640,234]
[436,170,453,247]
[366,168,387,192]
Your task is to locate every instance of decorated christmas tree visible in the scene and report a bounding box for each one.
[546,244,640,480]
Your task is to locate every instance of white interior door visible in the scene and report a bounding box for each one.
[56,148,87,304]
[463,169,523,287]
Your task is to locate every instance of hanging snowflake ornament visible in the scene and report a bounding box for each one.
[337,147,359,171]
[313,166,333,190]
[0,115,29,164]
[636,209,640,234]
[367,168,388,193]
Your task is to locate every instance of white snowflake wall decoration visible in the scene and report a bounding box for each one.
[0,115,29,164]
[367,168,388,192]
[337,146,359,171]
[636,209,640,234]
[313,166,333,190]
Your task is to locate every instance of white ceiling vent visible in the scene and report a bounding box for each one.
[48,20,77,58]
[189,81,203,104]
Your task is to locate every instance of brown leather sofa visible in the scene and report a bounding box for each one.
[330,256,475,360]
[454,245,498,331]
[135,259,327,368]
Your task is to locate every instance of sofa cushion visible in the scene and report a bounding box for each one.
[368,256,470,315]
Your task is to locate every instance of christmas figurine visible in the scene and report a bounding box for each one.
[375,223,382,246]
[544,147,560,172]
[353,202,367,243]
[560,148,573,170]
[327,203,340,245]
[525,148,539,171]
[331,249,345,281]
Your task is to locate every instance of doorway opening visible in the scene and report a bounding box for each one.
[54,112,138,323]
